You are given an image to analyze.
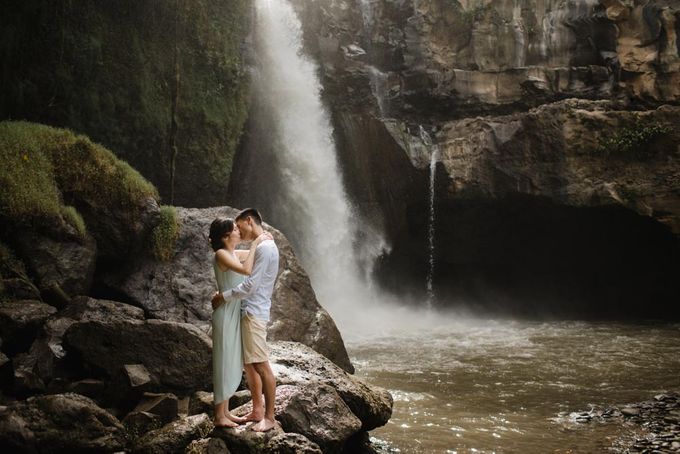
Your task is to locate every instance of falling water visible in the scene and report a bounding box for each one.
[420,125,438,307]
[253,0,388,332]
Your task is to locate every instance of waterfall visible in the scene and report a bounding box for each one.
[420,125,438,308]
[252,0,388,333]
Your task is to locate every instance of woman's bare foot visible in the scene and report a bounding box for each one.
[251,417,276,432]
[213,417,238,428]
[225,412,247,424]
[242,410,264,422]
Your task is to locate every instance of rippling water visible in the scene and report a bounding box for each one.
[347,316,680,453]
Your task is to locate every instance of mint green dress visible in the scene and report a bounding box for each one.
[212,255,244,405]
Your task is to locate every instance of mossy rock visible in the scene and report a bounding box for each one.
[0,0,251,207]
[0,121,166,295]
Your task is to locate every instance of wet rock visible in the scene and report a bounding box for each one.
[63,318,212,393]
[269,341,393,431]
[211,422,284,454]
[68,378,106,399]
[273,383,362,452]
[0,392,125,453]
[132,413,213,454]
[185,437,230,454]
[123,411,163,442]
[265,433,322,454]
[230,390,252,410]
[134,392,180,425]
[98,206,353,372]
[11,229,97,298]
[622,407,641,417]
[189,391,214,416]
[0,300,57,354]
[126,364,153,388]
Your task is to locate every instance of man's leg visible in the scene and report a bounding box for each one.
[243,362,264,421]
[251,360,276,432]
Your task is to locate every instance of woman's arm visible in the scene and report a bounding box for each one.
[215,232,272,275]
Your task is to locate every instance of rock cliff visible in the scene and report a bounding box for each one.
[262,0,680,315]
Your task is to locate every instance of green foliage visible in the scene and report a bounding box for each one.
[61,205,87,237]
[152,205,179,262]
[0,0,251,206]
[0,121,159,237]
[597,120,670,158]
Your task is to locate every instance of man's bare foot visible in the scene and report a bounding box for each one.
[213,417,238,428]
[251,417,276,432]
[242,410,264,422]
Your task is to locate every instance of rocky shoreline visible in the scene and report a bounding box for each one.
[0,292,393,453]
[562,392,680,453]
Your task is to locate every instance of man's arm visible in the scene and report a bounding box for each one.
[222,243,272,300]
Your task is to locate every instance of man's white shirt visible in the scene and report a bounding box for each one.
[222,239,279,321]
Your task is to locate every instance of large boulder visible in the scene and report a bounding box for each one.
[0,393,125,453]
[211,422,284,454]
[63,318,212,393]
[244,384,362,453]
[269,342,392,432]
[9,296,146,395]
[99,206,353,372]
[265,433,323,454]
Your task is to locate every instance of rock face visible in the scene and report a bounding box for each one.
[293,0,680,117]
[99,206,353,372]
[132,413,214,454]
[0,393,126,453]
[64,318,213,393]
[0,300,56,354]
[228,0,680,316]
[0,1,252,207]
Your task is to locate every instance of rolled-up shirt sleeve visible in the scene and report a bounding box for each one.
[222,244,270,301]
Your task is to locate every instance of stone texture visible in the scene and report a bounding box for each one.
[185,437,231,454]
[272,384,362,452]
[211,422,284,454]
[134,392,180,425]
[265,433,323,454]
[99,206,353,372]
[133,413,214,454]
[64,318,212,393]
[123,411,164,442]
[0,393,125,453]
[0,300,56,354]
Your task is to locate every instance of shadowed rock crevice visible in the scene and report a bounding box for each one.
[376,194,680,318]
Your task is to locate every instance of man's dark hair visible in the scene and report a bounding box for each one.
[235,208,263,225]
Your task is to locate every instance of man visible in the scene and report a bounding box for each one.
[211,208,279,432]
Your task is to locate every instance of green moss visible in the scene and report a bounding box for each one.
[597,120,670,158]
[1,0,251,206]
[152,205,179,262]
[61,205,87,237]
[0,121,159,237]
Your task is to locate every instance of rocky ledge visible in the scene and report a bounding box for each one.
[0,295,392,453]
[561,392,680,453]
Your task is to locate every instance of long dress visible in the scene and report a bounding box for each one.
[212,254,244,405]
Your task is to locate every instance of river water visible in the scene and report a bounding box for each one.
[346,315,680,453]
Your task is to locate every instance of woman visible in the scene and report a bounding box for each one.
[208,217,271,428]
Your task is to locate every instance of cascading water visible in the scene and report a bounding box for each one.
[420,125,438,308]
[252,0,390,334]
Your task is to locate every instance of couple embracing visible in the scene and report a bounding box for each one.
[207,208,279,432]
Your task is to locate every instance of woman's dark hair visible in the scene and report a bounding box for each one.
[208,217,234,251]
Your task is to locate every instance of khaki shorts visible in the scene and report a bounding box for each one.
[241,312,269,364]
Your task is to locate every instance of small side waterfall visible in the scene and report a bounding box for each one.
[420,126,438,308]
